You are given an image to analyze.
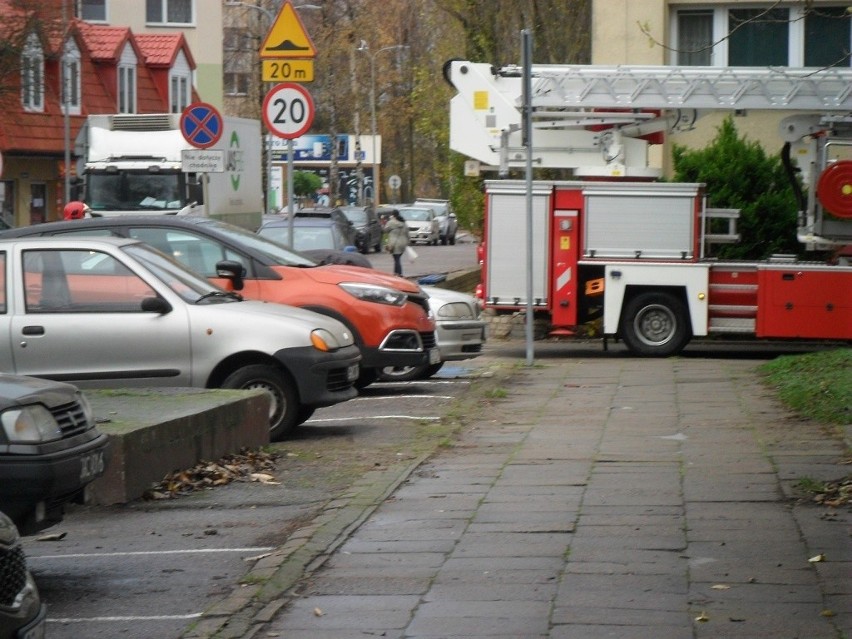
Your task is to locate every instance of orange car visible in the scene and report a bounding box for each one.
[1,216,439,388]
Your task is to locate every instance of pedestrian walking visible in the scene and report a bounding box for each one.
[383,209,409,277]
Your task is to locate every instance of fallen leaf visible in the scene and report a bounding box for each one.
[695,612,709,623]
[820,609,836,617]
[711,584,730,590]
[313,607,324,617]
[36,532,66,542]
[809,553,826,563]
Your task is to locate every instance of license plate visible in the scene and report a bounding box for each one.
[428,348,441,364]
[79,450,105,482]
[347,364,360,382]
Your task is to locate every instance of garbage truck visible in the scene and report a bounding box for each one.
[74,113,263,229]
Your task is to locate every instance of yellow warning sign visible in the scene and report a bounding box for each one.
[259,0,316,59]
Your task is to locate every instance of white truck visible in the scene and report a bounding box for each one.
[74,113,263,229]
[446,60,852,355]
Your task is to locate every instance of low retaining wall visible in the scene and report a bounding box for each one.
[86,388,271,505]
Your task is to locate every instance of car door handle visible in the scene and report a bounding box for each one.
[22,326,45,336]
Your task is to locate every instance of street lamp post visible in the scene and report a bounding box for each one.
[357,42,408,207]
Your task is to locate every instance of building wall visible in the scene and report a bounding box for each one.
[590,0,840,175]
[107,0,224,108]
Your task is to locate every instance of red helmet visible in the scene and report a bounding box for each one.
[63,201,89,220]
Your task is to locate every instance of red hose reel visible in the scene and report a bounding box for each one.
[817,161,852,219]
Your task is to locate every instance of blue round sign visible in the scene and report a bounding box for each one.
[180,102,224,149]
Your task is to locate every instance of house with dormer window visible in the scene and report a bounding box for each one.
[0,1,202,226]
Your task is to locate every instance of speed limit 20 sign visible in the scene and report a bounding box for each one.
[262,83,315,139]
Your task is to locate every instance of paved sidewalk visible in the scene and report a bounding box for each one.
[255,341,849,638]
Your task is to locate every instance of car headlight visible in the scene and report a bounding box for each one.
[311,328,341,352]
[436,302,475,320]
[1,404,62,443]
[339,282,407,306]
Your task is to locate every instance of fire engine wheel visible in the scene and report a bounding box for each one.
[620,292,690,357]
[222,364,299,440]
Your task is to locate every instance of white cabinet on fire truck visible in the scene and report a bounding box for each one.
[446,60,852,355]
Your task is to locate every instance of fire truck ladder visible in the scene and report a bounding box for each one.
[520,64,852,113]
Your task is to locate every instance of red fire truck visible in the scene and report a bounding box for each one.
[446,61,852,356]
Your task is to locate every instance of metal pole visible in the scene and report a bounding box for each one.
[62,0,71,204]
[522,29,534,366]
[369,54,377,205]
[287,139,295,247]
[351,49,363,206]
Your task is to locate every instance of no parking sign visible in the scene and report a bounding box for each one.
[180,103,224,149]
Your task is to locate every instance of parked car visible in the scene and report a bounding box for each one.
[413,199,458,245]
[0,373,110,534]
[378,285,486,381]
[1,217,437,391]
[0,511,45,637]
[259,208,357,252]
[0,236,362,440]
[339,205,383,253]
[398,206,440,245]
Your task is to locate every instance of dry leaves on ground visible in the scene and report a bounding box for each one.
[144,448,280,500]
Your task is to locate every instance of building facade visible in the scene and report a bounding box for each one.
[591,1,851,172]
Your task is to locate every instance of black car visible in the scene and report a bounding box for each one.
[0,511,45,638]
[0,374,110,535]
[259,209,358,252]
[339,205,383,253]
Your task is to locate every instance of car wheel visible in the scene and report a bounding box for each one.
[354,366,378,390]
[222,364,299,440]
[449,233,456,246]
[377,364,427,382]
[441,236,448,246]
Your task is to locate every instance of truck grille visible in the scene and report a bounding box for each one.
[0,545,27,606]
[49,400,91,438]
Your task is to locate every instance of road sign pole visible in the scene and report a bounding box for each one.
[287,139,295,245]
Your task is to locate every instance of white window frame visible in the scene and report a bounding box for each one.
[62,39,82,116]
[118,44,137,114]
[21,32,44,112]
[669,4,851,67]
[77,0,107,22]
[169,51,192,112]
[146,0,194,26]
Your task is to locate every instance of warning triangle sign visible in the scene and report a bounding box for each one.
[259,1,316,59]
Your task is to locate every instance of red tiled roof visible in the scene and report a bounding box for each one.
[135,33,196,69]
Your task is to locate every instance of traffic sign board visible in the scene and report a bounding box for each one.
[388,174,402,190]
[180,102,223,149]
[262,83,315,139]
[259,1,316,59]
[262,59,314,83]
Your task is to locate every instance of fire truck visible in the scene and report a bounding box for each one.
[445,60,852,355]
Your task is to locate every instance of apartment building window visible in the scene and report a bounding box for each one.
[671,4,851,67]
[224,71,250,96]
[146,0,193,25]
[118,45,137,114]
[21,33,44,112]
[78,0,107,21]
[62,40,82,115]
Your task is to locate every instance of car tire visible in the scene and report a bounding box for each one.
[441,236,448,246]
[449,233,456,246]
[619,292,691,357]
[377,364,426,382]
[222,364,299,440]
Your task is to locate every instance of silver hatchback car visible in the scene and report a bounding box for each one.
[0,237,361,440]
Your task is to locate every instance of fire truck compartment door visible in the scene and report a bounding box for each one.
[486,188,551,306]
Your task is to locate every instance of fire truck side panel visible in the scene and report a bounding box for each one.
[582,184,702,260]
[484,185,552,308]
[755,266,852,339]
[601,263,711,337]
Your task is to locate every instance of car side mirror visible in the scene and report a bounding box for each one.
[216,260,246,291]
[141,296,172,314]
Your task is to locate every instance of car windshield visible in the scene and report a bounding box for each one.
[342,209,367,224]
[400,209,431,222]
[196,219,318,267]
[123,243,237,304]
[259,225,337,251]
